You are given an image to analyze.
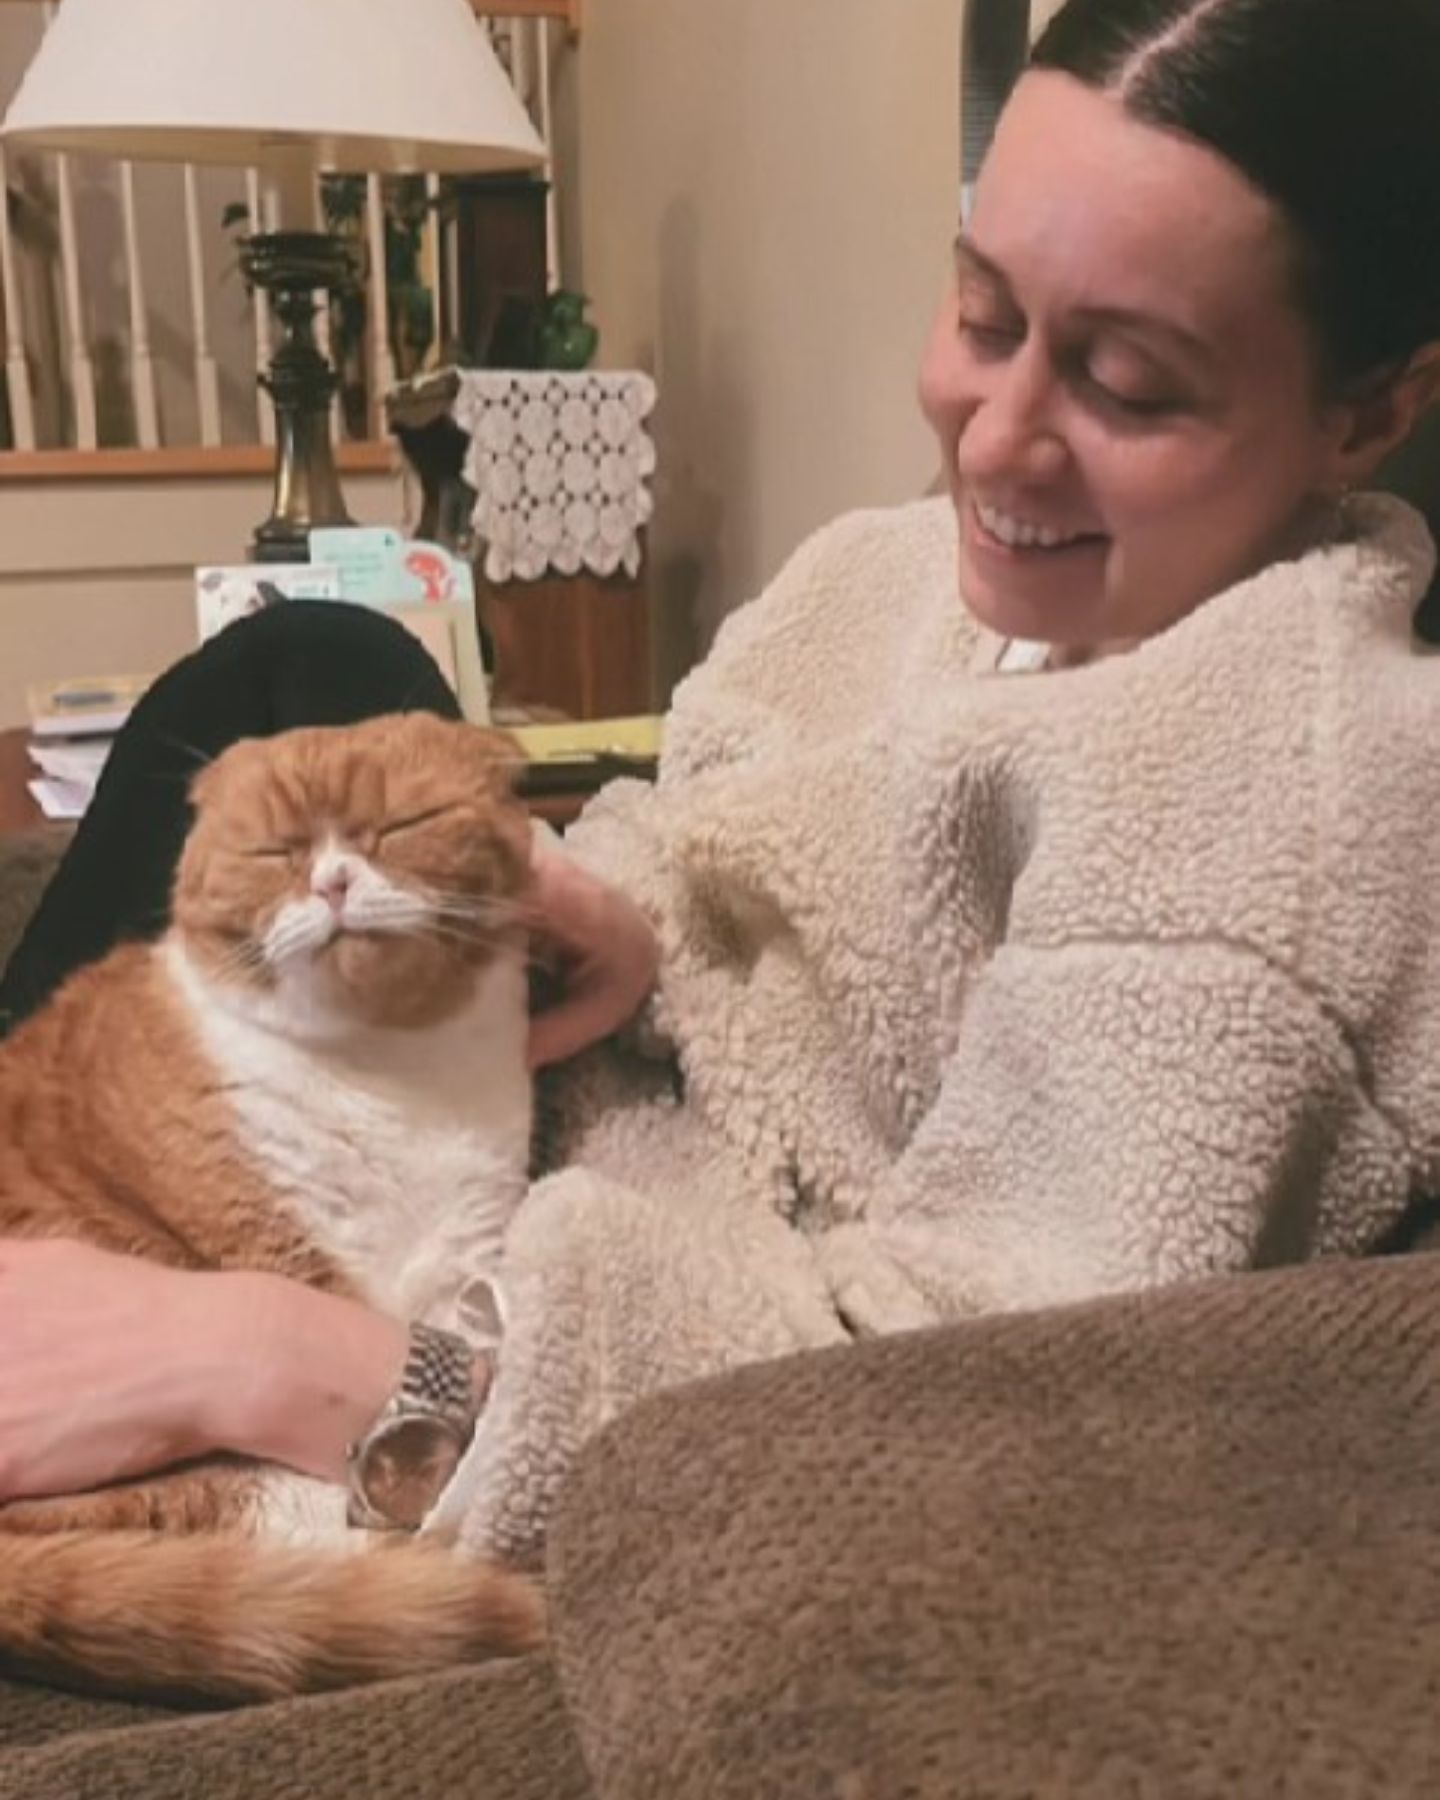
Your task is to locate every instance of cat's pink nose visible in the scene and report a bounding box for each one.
[314,868,352,913]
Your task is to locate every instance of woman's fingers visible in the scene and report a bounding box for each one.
[525,839,658,1069]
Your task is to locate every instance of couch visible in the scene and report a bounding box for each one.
[5,825,1440,1798]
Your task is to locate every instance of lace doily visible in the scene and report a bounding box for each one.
[451,370,657,582]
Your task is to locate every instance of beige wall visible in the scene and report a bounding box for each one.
[0,469,407,728]
[563,0,964,687]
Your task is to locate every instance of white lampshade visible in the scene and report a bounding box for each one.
[1,0,546,175]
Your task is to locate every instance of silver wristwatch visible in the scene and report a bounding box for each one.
[346,1321,490,1532]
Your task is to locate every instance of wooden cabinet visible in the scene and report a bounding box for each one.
[479,565,651,719]
[392,181,655,722]
[390,387,655,724]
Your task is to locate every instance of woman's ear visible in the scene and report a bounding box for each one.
[1328,345,1440,487]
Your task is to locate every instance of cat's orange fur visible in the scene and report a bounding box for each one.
[0,712,545,1702]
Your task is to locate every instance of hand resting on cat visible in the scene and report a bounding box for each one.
[0,712,556,1702]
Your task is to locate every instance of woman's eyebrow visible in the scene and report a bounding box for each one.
[953,234,1012,289]
[954,233,1213,367]
[1074,304,1215,368]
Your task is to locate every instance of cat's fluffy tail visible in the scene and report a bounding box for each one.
[0,1529,544,1702]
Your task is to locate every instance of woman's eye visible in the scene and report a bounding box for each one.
[1085,375,1183,419]
[1080,348,1185,419]
[959,316,1024,354]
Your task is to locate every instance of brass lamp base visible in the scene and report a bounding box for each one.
[242,231,358,564]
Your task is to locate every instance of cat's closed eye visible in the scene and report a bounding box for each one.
[240,841,306,863]
[377,804,460,841]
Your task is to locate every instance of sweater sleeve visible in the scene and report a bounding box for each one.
[815,935,1403,1333]
[557,524,838,926]
[558,507,954,1035]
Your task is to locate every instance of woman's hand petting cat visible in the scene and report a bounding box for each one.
[0,1238,408,1500]
[525,834,659,1069]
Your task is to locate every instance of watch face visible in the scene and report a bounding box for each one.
[358,1415,467,1531]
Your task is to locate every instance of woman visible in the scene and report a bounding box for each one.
[4,0,1440,1555]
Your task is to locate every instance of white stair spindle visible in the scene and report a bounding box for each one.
[511,15,534,114]
[366,174,396,428]
[0,146,36,450]
[310,176,344,440]
[119,161,160,447]
[246,168,274,444]
[422,172,442,372]
[443,188,460,364]
[41,2,94,448]
[52,150,96,448]
[183,166,222,446]
[534,18,559,290]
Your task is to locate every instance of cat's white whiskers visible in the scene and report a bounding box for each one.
[418,882,524,916]
[206,936,269,983]
[343,898,430,934]
[262,900,335,969]
[429,906,517,935]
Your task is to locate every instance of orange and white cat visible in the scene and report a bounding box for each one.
[0,711,545,1701]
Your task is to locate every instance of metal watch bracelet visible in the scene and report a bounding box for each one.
[345,1320,491,1532]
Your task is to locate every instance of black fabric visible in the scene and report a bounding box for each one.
[0,601,460,1039]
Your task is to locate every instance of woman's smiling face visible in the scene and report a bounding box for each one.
[920,70,1368,650]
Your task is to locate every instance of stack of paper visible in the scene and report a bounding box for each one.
[25,674,149,820]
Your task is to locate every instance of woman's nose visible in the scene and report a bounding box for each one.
[956,350,1069,488]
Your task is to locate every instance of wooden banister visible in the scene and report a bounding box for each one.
[472,0,581,35]
[0,2,575,468]
[0,442,398,482]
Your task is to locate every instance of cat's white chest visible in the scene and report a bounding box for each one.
[165,943,531,1324]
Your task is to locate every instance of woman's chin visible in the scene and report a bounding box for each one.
[957,542,1110,647]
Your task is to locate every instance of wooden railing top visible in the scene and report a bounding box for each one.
[474,0,581,32]
[0,442,397,482]
[0,0,582,12]
[0,0,586,29]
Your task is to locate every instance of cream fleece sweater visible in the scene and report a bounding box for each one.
[439,491,1440,1562]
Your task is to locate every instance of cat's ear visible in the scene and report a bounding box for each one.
[459,726,533,888]
[188,757,223,809]
[186,736,265,810]
[463,725,526,800]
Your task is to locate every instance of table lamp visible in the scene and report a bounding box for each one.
[1,0,546,561]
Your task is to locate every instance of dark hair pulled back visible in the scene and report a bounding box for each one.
[1031,0,1440,386]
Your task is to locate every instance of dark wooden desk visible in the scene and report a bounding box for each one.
[0,728,44,834]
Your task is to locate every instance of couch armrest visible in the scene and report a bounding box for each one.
[548,1256,1440,1798]
[0,826,70,974]
[0,1656,591,1800]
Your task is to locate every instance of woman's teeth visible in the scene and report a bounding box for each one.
[975,500,1091,551]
